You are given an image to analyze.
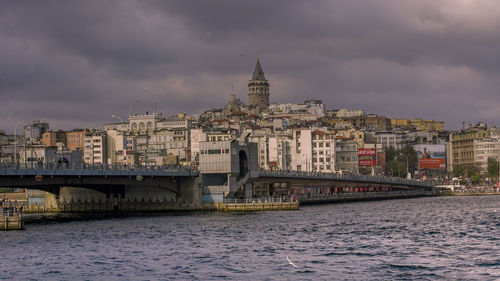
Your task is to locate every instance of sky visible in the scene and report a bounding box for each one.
[1,0,499,132]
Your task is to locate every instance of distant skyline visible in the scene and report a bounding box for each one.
[1,0,499,132]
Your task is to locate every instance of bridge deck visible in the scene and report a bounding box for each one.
[0,164,198,177]
[256,170,435,188]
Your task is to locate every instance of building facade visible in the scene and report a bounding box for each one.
[474,138,500,174]
[83,132,107,165]
[450,124,489,170]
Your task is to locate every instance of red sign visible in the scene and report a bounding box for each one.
[358,148,377,166]
[419,158,446,169]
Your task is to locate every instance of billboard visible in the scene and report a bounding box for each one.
[413,144,446,159]
[419,158,446,169]
[358,148,377,166]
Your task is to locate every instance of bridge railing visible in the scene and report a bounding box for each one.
[0,163,199,176]
[257,169,435,188]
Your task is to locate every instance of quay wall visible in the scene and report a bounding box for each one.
[0,215,24,230]
[202,201,299,212]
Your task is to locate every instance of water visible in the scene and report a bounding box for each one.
[1,196,500,280]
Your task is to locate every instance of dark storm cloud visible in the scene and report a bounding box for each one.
[0,0,499,131]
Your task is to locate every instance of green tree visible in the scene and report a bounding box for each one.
[385,146,398,162]
[488,158,499,179]
[470,174,481,184]
[453,165,465,177]
[467,165,481,179]
[400,145,418,175]
[387,160,405,177]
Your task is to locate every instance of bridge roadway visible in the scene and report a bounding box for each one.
[0,163,198,178]
[0,164,436,211]
[0,164,199,207]
[254,169,434,189]
[249,170,436,203]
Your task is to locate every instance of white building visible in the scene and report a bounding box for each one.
[83,132,107,165]
[106,129,127,165]
[290,128,335,172]
[335,138,359,173]
[336,109,365,118]
[474,138,500,174]
[373,131,405,150]
[128,112,164,135]
[268,100,325,118]
[23,121,49,143]
[190,128,207,165]
[291,129,312,172]
[311,130,335,172]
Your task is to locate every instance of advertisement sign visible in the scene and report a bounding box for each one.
[358,148,377,166]
[413,144,446,159]
[419,158,446,169]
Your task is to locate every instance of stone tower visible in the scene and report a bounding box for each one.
[248,58,270,113]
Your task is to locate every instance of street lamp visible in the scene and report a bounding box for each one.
[402,154,409,179]
[111,114,124,130]
[111,114,126,164]
[13,120,25,165]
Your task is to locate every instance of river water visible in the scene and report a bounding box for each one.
[1,196,500,280]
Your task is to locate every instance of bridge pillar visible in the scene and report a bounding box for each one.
[178,177,202,207]
[244,183,252,199]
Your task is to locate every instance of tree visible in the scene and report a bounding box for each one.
[488,158,499,179]
[470,174,481,184]
[387,160,405,177]
[385,146,398,162]
[467,165,481,179]
[400,145,418,175]
[453,165,465,177]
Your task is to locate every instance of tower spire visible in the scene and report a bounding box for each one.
[252,57,266,80]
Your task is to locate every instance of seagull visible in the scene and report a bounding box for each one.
[286,256,298,268]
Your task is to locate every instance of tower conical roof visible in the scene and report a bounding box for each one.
[252,58,266,80]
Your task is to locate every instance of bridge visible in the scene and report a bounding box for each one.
[250,170,436,203]
[0,164,200,212]
[0,162,437,212]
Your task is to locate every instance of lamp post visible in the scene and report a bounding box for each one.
[13,120,25,165]
[403,154,409,179]
[111,114,126,164]
[111,114,124,131]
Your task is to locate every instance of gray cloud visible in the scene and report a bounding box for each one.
[0,0,499,132]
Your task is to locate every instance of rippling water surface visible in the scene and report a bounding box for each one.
[1,196,500,280]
